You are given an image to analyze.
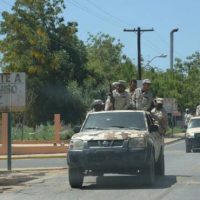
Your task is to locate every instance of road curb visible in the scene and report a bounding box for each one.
[0,167,67,172]
[164,138,184,145]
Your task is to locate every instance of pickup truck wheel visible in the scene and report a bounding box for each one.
[155,149,165,176]
[141,152,155,186]
[68,168,84,188]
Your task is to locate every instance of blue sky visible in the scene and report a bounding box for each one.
[1,0,200,71]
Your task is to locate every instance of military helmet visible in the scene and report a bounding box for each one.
[143,79,151,84]
[156,98,164,104]
[92,99,104,107]
[118,80,127,88]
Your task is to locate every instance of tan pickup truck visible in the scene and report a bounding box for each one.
[67,110,164,188]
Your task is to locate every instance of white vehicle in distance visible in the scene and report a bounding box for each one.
[185,116,200,153]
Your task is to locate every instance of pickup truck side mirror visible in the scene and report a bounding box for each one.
[73,126,81,133]
[149,124,159,132]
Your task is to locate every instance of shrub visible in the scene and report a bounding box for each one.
[12,123,54,141]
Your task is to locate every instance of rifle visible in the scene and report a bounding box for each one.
[109,83,115,110]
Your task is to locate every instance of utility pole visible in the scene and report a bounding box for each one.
[170,28,179,70]
[124,27,154,80]
[169,28,178,137]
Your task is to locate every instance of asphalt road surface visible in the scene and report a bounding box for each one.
[0,156,67,170]
[1,140,200,200]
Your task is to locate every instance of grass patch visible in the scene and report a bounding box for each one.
[166,126,185,136]
[12,123,75,141]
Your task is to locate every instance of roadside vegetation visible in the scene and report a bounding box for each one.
[0,0,200,138]
[166,127,186,136]
[12,123,74,141]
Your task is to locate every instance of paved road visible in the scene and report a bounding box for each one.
[0,157,67,170]
[2,140,200,200]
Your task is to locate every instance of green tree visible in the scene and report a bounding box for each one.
[143,52,200,113]
[0,0,88,125]
[84,33,136,102]
[143,64,184,111]
[180,52,200,112]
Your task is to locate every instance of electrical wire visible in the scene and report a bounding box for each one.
[67,0,125,28]
[76,0,172,59]
[0,0,182,63]
[0,0,167,58]
[85,0,134,27]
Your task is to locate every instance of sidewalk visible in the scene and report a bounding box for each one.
[164,132,185,144]
[0,132,185,160]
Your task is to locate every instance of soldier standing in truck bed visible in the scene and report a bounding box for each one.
[105,80,130,110]
[151,98,168,136]
[132,79,153,111]
[196,105,200,116]
[127,79,137,109]
[88,99,104,113]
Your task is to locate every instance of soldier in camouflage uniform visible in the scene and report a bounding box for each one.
[184,108,192,127]
[128,79,137,96]
[89,99,104,113]
[111,81,119,91]
[132,79,153,111]
[196,105,200,116]
[127,79,137,109]
[105,80,130,110]
[105,81,118,111]
[151,98,168,136]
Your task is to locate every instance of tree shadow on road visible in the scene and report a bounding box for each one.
[82,175,179,190]
[0,171,46,187]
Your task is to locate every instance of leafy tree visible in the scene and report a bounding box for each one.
[84,33,136,102]
[180,52,200,112]
[0,0,88,125]
[143,52,200,113]
[118,57,137,83]
[143,64,184,111]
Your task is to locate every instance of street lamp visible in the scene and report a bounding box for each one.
[145,54,167,68]
[170,28,179,70]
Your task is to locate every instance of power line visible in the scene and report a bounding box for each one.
[0,0,181,66]
[85,0,134,27]
[68,0,125,28]
[0,0,176,62]
[67,0,168,60]
[67,0,142,57]
[66,0,171,62]
[68,0,109,23]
